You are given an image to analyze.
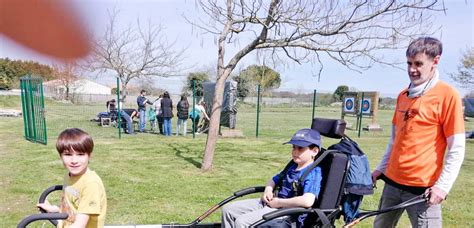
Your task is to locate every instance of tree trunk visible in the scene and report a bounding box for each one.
[201,74,228,171]
[120,83,128,102]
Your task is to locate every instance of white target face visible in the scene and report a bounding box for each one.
[344,97,355,113]
[361,98,371,114]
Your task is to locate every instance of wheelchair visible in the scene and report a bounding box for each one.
[18,118,426,228]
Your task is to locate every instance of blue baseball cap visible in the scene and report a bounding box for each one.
[284,128,321,148]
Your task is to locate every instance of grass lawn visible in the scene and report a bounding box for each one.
[1,95,473,227]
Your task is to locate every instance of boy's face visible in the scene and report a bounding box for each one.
[291,145,318,165]
[60,149,90,176]
[406,53,439,86]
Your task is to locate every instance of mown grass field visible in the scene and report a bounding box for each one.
[1,95,473,227]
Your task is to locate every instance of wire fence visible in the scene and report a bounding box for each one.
[35,88,337,139]
[2,85,396,142]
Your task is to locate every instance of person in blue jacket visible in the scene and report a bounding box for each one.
[136,89,152,132]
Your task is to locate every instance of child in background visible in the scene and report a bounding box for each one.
[37,128,107,228]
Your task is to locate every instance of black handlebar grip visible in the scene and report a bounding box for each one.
[234,186,265,197]
[38,185,63,226]
[17,213,68,228]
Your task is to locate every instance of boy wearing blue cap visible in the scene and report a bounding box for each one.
[221,128,323,228]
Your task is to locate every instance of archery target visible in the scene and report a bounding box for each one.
[361,98,371,114]
[344,97,355,113]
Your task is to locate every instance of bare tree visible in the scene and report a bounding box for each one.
[189,0,446,171]
[51,62,79,101]
[137,78,166,96]
[89,9,184,101]
[450,47,474,90]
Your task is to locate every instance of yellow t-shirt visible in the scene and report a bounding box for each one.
[385,81,465,187]
[59,169,107,228]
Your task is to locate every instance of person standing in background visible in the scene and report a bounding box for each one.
[176,95,190,136]
[154,95,164,134]
[136,90,153,133]
[161,91,173,136]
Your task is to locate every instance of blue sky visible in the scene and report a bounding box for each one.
[0,0,473,97]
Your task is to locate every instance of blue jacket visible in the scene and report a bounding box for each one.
[137,95,151,111]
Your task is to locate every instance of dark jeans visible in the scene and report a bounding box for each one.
[120,110,134,134]
[157,115,164,134]
[374,183,441,228]
[191,116,200,132]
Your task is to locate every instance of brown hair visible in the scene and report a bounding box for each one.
[309,144,319,150]
[56,128,94,155]
[406,37,442,59]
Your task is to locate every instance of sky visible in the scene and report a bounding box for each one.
[0,0,473,97]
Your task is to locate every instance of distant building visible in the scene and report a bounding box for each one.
[44,79,111,95]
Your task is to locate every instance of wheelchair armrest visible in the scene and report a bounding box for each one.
[249,208,312,227]
[263,207,312,220]
[17,213,68,228]
[233,186,265,197]
[251,208,338,227]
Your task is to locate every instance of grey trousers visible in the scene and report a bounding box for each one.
[221,198,291,228]
[374,183,442,228]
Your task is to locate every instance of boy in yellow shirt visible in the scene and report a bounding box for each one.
[37,128,107,228]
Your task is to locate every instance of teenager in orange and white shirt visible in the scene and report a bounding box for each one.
[371,37,465,228]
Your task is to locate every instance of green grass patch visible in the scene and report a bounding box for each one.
[1,96,473,227]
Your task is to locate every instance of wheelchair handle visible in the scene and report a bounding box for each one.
[233,186,265,197]
[17,213,68,228]
[38,185,63,226]
[39,185,63,205]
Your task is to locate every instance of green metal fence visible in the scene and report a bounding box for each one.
[20,75,47,145]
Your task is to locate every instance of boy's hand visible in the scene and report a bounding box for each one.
[37,200,60,213]
[262,187,274,204]
[266,197,281,208]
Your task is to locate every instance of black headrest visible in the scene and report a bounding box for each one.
[311,118,346,139]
